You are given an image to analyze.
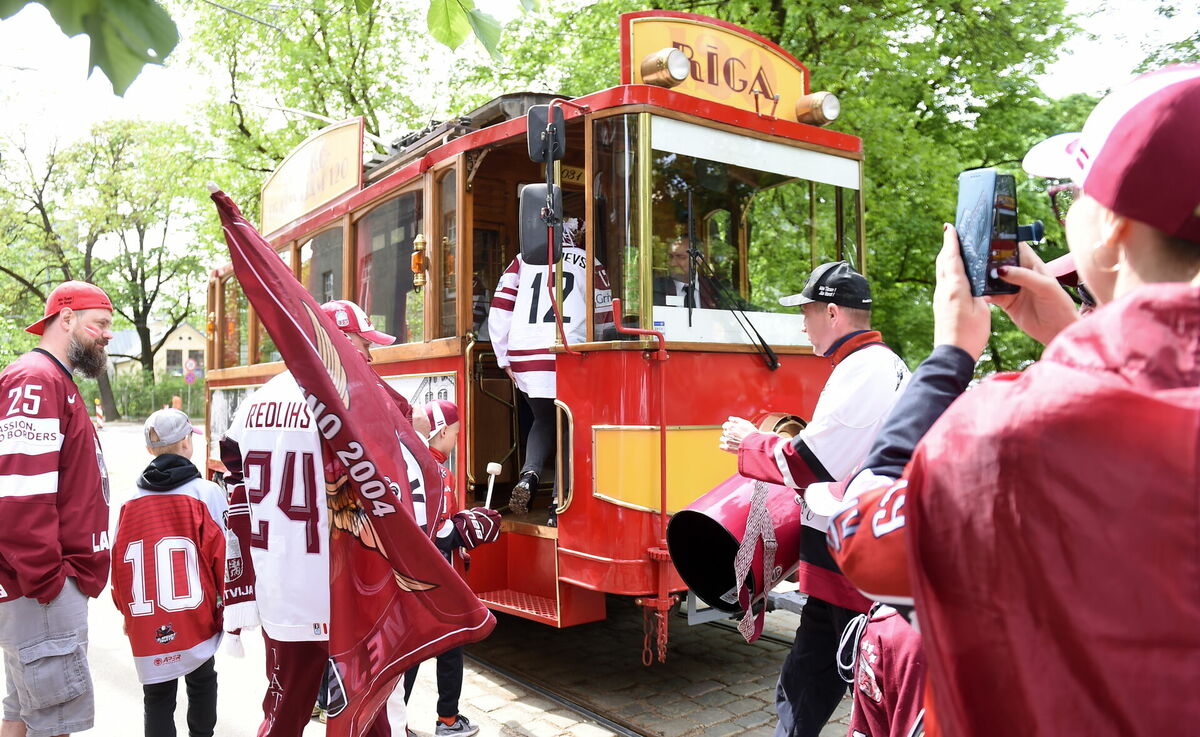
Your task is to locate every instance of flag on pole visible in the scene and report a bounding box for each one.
[210,188,495,736]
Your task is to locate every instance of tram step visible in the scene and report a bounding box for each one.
[477,589,558,624]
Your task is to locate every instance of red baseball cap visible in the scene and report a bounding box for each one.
[423,399,460,439]
[1022,65,1200,242]
[319,300,395,346]
[26,281,114,336]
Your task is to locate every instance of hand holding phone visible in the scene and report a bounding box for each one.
[955,168,1020,297]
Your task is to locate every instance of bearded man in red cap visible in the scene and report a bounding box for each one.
[0,281,115,737]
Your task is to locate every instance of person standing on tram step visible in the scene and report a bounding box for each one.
[0,281,115,737]
[719,261,910,737]
[488,219,612,526]
[402,400,499,737]
[111,409,225,737]
[219,299,406,737]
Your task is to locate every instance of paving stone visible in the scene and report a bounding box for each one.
[725,680,770,698]
[541,710,580,729]
[658,718,701,737]
[681,679,725,697]
[697,720,744,737]
[523,719,565,737]
[568,722,618,737]
[690,706,738,725]
[733,711,773,730]
[656,698,702,718]
[692,689,739,707]
[466,692,511,713]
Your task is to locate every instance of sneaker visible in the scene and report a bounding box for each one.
[435,715,479,737]
[546,507,557,527]
[509,472,537,514]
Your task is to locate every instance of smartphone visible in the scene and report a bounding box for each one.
[955,168,1020,296]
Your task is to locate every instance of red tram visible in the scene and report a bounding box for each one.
[204,10,866,660]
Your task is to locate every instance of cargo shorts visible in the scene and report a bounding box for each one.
[0,578,93,737]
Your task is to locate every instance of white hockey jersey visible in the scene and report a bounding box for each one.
[487,246,613,398]
[224,371,330,641]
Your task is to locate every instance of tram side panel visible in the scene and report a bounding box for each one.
[553,348,832,596]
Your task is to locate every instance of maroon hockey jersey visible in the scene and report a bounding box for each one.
[0,349,110,603]
[111,458,227,685]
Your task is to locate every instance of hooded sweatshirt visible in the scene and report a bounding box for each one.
[111,453,228,684]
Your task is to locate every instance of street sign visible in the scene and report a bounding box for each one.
[184,358,198,371]
[185,370,197,385]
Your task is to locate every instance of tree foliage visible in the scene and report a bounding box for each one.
[0,120,220,416]
[0,0,178,94]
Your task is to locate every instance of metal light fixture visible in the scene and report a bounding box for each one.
[640,48,690,88]
[795,91,841,126]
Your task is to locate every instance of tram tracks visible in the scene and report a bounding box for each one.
[464,652,648,737]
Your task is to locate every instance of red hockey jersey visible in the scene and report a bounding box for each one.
[0,349,110,604]
[112,469,227,684]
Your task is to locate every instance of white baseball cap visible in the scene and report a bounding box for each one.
[319,300,396,346]
[144,409,202,448]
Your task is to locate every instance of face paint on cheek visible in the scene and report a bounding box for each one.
[80,325,103,339]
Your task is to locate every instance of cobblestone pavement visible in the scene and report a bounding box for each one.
[463,598,853,737]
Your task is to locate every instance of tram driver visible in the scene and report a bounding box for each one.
[487,219,612,526]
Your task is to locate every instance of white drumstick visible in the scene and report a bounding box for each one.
[485,462,502,509]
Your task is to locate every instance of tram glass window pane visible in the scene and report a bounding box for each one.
[357,191,424,343]
[221,277,248,367]
[256,246,288,363]
[438,170,457,338]
[471,227,501,338]
[188,350,205,375]
[647,116,862,347]
[592,114,639,337]
[299,228,344,303]
[841,190,862,270]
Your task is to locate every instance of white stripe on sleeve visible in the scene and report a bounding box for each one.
[0,471,60,498]
[773,436,799,489]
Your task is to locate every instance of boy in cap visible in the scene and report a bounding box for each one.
[719,261,910,737]
[0,281,114,737]
[402,400,500,737]
[111,409,227,737]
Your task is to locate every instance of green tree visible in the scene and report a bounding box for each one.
[0,0,507,96]
[0,120,219,417]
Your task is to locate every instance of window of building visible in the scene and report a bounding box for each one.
[166,349,183,375]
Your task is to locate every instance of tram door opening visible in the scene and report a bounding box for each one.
[466,118,587,518]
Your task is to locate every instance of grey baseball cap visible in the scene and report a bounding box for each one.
[144,408,201,448]
[779,261,872,310]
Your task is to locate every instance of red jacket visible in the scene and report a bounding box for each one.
[0,350,110,603]
[838,284,1200,736]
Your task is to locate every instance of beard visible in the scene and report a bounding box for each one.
[68,333,108,379]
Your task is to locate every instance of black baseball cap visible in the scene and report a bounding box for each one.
[780,261,872,310]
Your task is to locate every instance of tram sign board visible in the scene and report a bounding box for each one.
[260,117,364,236]
[621,11,810,120]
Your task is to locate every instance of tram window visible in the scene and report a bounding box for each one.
[298,227,344,303]
[221,277,248,368]
[647,115,863,347]
[592,115,640,336]
[356,191,424,343]
[254,246,289,363]
[471,227,502,339]
[437,170,457,339]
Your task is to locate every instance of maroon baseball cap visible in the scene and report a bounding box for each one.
[319,299,395,346]
[1022,65,1200,242]
[423,399,460,439]
[26,281,114,336]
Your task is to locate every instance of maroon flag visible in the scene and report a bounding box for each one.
[211,189,495,736]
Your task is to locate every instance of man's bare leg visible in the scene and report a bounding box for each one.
[0,719,27,737]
